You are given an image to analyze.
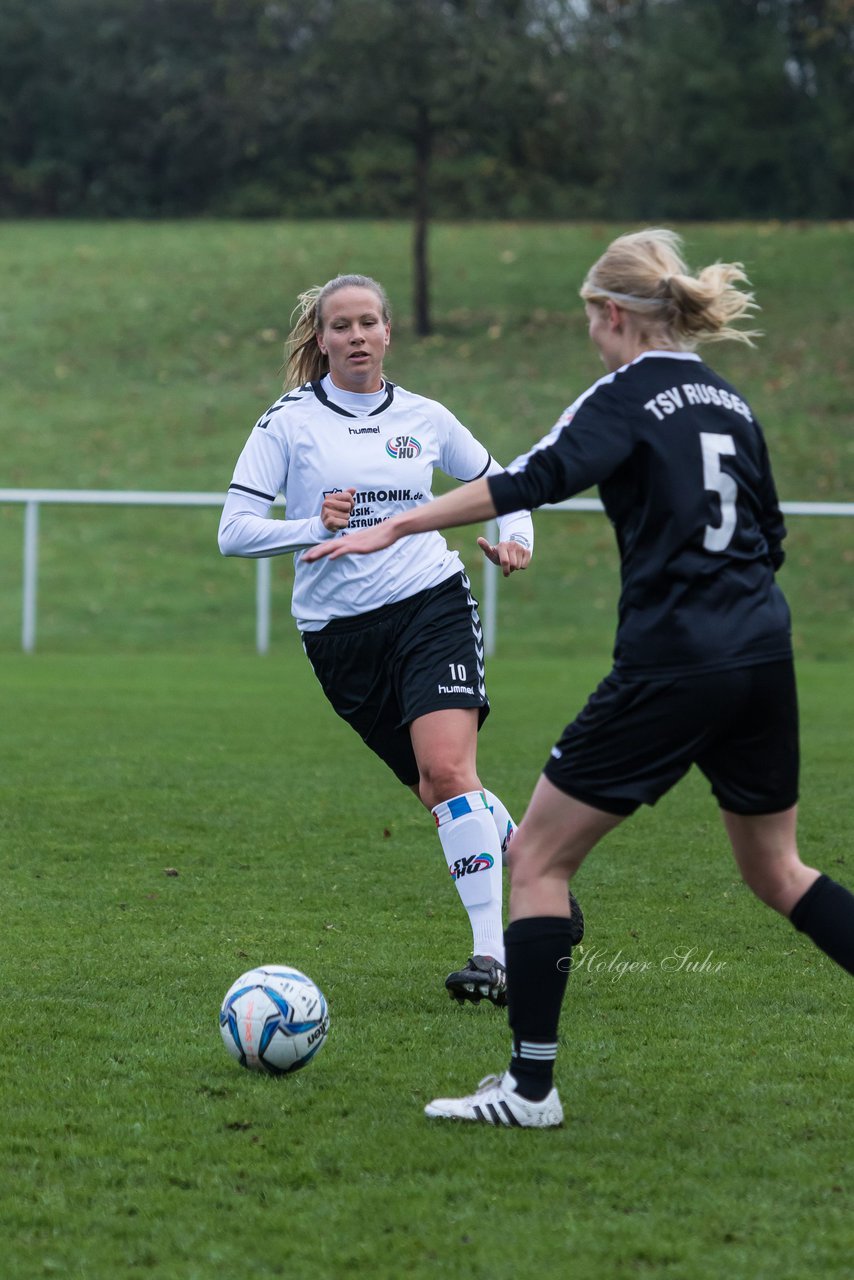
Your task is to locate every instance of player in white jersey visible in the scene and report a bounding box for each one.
[219,274,583,1004]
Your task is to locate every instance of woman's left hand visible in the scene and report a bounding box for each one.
[476,536,531,577]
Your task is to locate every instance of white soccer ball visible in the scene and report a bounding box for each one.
[219,965,329,1075]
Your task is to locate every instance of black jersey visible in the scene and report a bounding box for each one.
[488,351,792,677]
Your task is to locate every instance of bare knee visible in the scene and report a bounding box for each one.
[417,762,481,812]
[505,830,586,890]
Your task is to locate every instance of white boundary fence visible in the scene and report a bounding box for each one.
[1,489,853,656]
[0,488,276,655]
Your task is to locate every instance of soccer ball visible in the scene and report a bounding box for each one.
[219,965,329,1075]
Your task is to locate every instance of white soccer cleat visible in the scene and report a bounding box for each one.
[424,1072,563,1128]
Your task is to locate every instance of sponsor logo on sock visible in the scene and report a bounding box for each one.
[449,853,495,880]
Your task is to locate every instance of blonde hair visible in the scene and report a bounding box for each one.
[284,274,391,387]
[580,229,761,348]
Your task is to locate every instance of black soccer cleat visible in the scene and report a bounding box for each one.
[445,954,508,1007]
[446,893,582,1006]
[568,888,585,946]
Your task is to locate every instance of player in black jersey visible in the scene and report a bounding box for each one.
[306,230,854,1127]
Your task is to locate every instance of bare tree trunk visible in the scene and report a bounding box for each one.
[412,108,431,337]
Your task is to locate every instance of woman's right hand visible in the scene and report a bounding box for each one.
[320,487,356,532]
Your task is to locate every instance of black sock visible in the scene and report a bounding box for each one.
[789,874,854,975]
[504,916,575,1101]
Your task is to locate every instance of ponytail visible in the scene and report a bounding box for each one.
[580,229,761,348]
[285,287,327,388]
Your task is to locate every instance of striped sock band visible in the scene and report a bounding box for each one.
[432,789,489,827]
[513,1040,558,1063]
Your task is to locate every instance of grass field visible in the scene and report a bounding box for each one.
[1,649,852,1279]
[1,221,852,1278]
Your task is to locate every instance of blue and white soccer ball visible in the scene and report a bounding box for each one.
[219,965,329,1075]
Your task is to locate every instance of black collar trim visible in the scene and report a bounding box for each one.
[311,380,396,418]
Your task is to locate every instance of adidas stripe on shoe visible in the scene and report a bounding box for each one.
[424,1072,563,1128]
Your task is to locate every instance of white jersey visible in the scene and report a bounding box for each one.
[218,375,534,630]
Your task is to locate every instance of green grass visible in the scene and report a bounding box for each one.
[0,221,852,1276]
[0,649,851,1279]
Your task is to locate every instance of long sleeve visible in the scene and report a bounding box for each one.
[218,488,335,558]
[218,413,336,557]
[438,409,535,552]
[482,456,535,550]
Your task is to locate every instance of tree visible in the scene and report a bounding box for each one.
[779,0,854,213]
[2,0,852,270]
[0,0,323,215]
[302,0,575,334]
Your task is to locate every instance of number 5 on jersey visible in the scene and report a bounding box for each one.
[701,432,737,552]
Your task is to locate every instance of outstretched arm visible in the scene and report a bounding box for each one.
[302,478,497,562]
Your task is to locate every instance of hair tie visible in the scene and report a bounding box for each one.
[593,287,663,312]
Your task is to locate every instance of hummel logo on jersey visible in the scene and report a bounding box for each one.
[449,854,495,880]
[386,435,422,459]
[348,425,380,435]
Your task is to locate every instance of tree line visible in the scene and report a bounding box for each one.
[2,0,851,330]
[2,0,851,222]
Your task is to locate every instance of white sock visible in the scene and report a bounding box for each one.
[483,789,517,860]
[433,790,505,963]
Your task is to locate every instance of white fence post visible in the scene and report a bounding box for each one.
[22,500,39,654]
[482,518,499,658]
[256,557,271,655]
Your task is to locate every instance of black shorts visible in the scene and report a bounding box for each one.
[543,659,799,817]
[301,572,489,786]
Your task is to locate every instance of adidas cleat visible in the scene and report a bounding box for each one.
[445,954,507,1006]
[425,1072,563,1128]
